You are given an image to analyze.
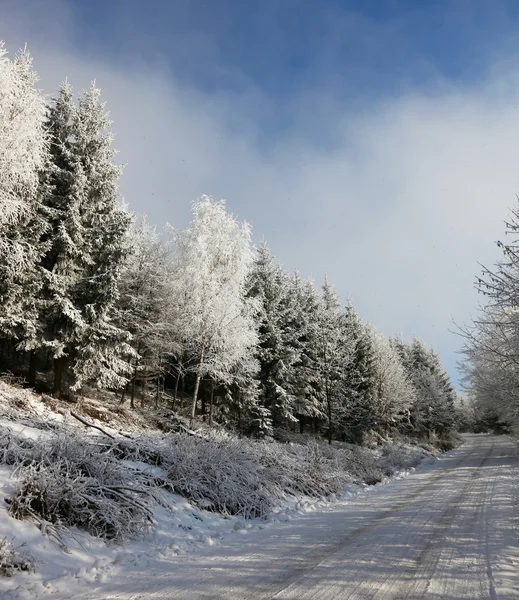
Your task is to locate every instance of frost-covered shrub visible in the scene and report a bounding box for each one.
[0,428,36,466]
[164,436,273,518]
[258,441,354,498]
[0,537,36,577]
[379,443,427,476]
[341,445,385,485]
[6,433,157,542]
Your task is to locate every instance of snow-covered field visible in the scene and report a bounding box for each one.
[0,381,436,599]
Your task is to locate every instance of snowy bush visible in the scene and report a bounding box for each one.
[379,443,427,476]
[0,537,36,577]
[163,436,273,518]
[258,441,354,498]
[5,433,158,542]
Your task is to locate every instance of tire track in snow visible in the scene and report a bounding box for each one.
[397,439,496,599]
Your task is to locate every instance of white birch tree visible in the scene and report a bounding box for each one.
[171,196,258,424]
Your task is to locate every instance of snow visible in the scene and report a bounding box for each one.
[0,420,52,442]
[0,428,432,600]
[1,434,516,599]
[0,381,513,600]
[62,435,519,599]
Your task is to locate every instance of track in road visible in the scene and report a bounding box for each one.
[78,434,519,600]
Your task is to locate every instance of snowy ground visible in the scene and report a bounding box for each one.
[0,441,429,600]
[0,381,443,599]
[2,382,511,599]
[66,435,519,599]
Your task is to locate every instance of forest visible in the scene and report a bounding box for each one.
[0,40,460,448]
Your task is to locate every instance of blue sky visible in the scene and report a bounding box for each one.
[57,0,519,145]
[3,0,519,388]
[67,2,518,103]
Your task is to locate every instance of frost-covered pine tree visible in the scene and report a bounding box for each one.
[36,82,132,396]
[116,218,176,407]
[336,304,378,444]
[247,243,302,428]
[289,273,326,431]
[314,279,355,444]
[367,325,415,435]
[171,196,259,423]
[391,337,455,438]
[0,43,48,350]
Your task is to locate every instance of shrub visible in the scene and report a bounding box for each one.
[0,537,36,577]
[5,433,157,542]
[379,443,427,476]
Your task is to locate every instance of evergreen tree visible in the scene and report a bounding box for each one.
[247,243,300,428]
[336,306,377,444]
[314,279,355,444]
[116,218,175,407]
[391,337,456,438]
[367,325,415,436]
[289,274,326,432]
[0,44,48,353]
[35,82,132,396]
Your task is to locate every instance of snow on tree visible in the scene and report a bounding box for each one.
[0,43,48,349]
[246,246,326,430]
[391,337,456,438]
[314,279,355,444]
[460,199,519,432]
[367,325,416,435]
[116,218,176,407]
[0,42,47,239]
[170,196,258,424]
[335,305,378,444]
[34,82,133,396]
[288,273,327,431]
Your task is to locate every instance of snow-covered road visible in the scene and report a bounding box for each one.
[78,434,519,599]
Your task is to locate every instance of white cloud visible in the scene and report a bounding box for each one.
[2,0,518,385]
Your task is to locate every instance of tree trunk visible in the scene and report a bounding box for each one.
[155,375,161,409]
[130,373,136,409]
[172,371,180,411]
[180,375,185,410]
[201,380,207,420]
[120,382,128,405]
[53,357,65,399]
[326,386,332,445]
[27,351,36,388]
[208,380,215,426]
[190,348,205,426]
[140,371,147,408]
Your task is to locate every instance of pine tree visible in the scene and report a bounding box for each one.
[336,305,377,444]
[116,218,176,407]
[0,44,48,353]
[391,337,456,438]
[289,274,326,432]
[367,325,415,436]
[314,279,355,444]
[36,82,133,396]
[247,243,300,428]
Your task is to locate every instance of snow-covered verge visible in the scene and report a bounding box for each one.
[0,380,440,599]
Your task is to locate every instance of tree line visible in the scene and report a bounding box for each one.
[0,42,457,444]
[460,197,519,434]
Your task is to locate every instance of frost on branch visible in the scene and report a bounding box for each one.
[4,433,157,542]
[0,537,36,577]
[0,42,47,233]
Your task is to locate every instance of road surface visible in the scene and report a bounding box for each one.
[79,434,519,599]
